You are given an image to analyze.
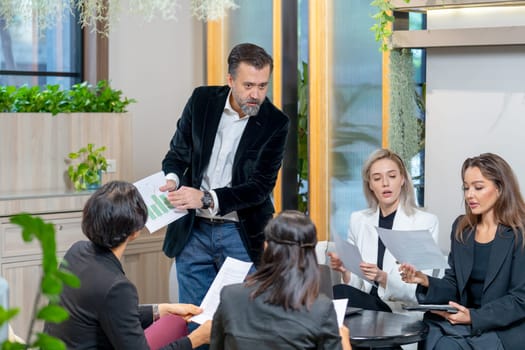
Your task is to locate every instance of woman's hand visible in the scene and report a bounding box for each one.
[431,301,471,325]
[328,252,351,283]
[328,252,346,273]
[159,303,203,321]
[339,325,352,350]
[188,320,212,348]
[399,263,429,287]
[360,262,387,288]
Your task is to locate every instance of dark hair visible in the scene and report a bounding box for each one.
[246,210,319,311]
[456,153,525,244]
[82,181,147,249]
[362,148,417,215]
[227,43,273,78]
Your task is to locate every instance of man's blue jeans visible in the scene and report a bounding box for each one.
[175,219,254,307]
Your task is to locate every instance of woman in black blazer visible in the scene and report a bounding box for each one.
[210,210,351,350]
[45,181,211,349]
[400,153,525,350]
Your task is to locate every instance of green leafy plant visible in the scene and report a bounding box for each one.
[0,213,80,349]
[67,143,108,191]
[370,0,411,51]
[298,62,309,213]
[0,80,136,115]
[0,85,16,112]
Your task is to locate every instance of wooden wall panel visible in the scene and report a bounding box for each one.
[308,0,333,240]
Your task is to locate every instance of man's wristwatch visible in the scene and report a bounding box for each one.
[152,304,160,322]
[201,191,213,209]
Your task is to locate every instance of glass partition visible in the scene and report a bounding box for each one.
[330,0,383,238]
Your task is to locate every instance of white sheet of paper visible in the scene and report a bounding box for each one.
[333,233,370,282]
[133,171,187,233]
[376,227,448,270]
[192,257,253,324]
[332,298,348,327]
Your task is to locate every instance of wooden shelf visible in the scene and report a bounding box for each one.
[391,0,525,11]
[391,25,525,48]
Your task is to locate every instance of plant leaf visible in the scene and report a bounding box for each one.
[37,305,69,323]
[33,332,67,350]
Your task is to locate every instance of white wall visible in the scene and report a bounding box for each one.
[108,1,204,180]
[424,7,525,252]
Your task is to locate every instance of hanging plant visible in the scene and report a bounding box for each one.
[389,48,421,166]
[191,0,239,21]
[0,0,239,36]
[370,0,411,51]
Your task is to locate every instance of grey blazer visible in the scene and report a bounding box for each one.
[416,217,525,350]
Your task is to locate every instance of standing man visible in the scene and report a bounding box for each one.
[160,43,290,308]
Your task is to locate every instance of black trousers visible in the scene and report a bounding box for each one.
[333,284,392,312]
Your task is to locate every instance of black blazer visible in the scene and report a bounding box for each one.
[44,241,191,350]
[416,217,525,350]
[162,86,289,265]
[210,283,343,350]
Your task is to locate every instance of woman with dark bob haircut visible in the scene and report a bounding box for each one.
[45,181,211,349]
[210,210,351,350]
[81,180,149,249]
[401,153,525,350]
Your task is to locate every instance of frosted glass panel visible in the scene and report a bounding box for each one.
[226,1,273,56]
[225,0,273,98]
[330,0,383,238]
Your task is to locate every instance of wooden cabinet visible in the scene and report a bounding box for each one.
[0,113,172,338]
[0,212,84,337]
[122,230,172,304]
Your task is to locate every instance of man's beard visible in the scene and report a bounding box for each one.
[240,100,261,116]
[233,91,261,116]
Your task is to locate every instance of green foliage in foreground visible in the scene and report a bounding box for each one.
[0,214,80,349]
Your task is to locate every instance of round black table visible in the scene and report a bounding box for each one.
[344,310,428,349]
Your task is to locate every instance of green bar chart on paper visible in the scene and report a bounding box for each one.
[148,194,175,220]
[134,171,188,233]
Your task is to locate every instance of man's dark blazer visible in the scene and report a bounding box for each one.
[416,217,525,350]
[162,85,289,266]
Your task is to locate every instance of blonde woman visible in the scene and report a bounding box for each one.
[329,149,439,314]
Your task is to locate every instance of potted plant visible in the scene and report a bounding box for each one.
[67,143,108,191]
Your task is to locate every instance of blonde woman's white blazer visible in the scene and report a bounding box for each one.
[346,205,439,314]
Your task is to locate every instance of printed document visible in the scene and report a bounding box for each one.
[332,298,348,327]
[133,171,187,233]
[192,257,253,324]
[333,233,370,282]
[376,227,448,270]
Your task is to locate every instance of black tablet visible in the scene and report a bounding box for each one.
[402,304,458,313]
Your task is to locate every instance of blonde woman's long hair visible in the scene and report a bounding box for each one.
[362,148,417,216]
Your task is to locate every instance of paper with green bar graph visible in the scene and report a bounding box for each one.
[133,171,188,233]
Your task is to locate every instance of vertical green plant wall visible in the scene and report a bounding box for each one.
[389,49,421,166]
